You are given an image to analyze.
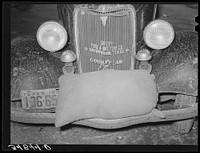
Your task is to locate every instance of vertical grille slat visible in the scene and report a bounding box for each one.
[75,7,136,73]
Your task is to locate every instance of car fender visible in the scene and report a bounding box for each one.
[150,31,198,96]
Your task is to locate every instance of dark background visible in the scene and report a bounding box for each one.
[6,3,198,147]
[10,4,198,39]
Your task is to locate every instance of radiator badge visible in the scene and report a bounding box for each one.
[86,41,129,70]
[89,58,123,70]
[86,41,129,55]
[100,16,108,27]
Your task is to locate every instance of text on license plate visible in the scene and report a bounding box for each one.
[21,88,59,110]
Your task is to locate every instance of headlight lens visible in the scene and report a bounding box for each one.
[143,20,175,50]
[36,21,68,52]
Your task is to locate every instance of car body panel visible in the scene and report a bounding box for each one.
[150,31,198,96]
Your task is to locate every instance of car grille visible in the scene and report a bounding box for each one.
[75,6,136,73]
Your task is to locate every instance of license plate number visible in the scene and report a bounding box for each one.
[21,88,59,110]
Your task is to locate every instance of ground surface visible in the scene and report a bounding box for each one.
[11,119,198,145]
[9,3,198,147]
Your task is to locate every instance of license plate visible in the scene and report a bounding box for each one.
[21,88,59,110]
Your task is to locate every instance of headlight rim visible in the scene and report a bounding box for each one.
[143,19,175,50]
[36,20,68,52]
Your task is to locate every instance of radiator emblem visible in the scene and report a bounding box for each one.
[100,16,108,27]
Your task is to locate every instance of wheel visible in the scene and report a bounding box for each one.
[173,94,196,134]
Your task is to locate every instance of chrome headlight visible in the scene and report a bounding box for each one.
[143,19,175,50]
[36,21,68,52]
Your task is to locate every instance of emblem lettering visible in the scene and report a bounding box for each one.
[86,42,129,56]
[89,58,123,70]
[85,41,128,71]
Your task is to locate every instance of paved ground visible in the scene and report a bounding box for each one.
[9,3,198,148]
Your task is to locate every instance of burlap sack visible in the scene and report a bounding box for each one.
[55,70,158,127]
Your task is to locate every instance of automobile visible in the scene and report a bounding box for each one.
[11,4,198,134]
